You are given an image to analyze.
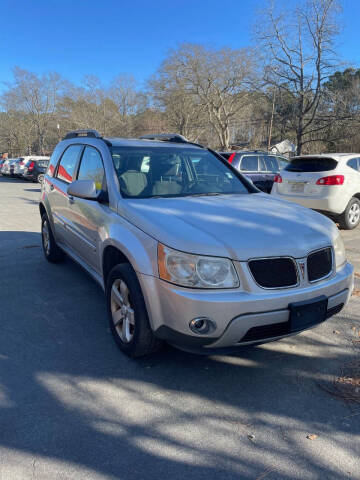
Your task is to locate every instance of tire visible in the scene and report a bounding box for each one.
[106,263,163,358]
[41,214,65,262]
[37,174,44,184]
[338,197,360,230]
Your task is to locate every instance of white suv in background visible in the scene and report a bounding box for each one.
[271,154,360,229]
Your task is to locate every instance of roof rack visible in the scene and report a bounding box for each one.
[139,133,204,148]
[63,129,102,140]
[139,133,191,143]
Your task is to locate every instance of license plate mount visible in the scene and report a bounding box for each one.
[291,182,305,193]
[289,296,328,332]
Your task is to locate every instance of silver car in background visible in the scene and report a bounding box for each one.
[40,130,354,358]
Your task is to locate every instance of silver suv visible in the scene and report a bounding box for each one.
[40,130,354,357]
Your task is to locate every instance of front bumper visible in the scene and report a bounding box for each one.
[138,262,354,350]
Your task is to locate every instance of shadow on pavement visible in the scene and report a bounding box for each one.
[0,230,359,480]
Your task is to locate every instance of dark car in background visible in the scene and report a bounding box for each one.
[218,151,289,193]
[23,158,49,182]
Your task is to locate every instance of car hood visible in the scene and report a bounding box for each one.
[120,193,338,260]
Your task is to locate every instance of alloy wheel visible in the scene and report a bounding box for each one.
[110,279,135,343]
[348,203,360,225]
[42,220,50,255]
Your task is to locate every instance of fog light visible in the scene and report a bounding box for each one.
[189,317,216,335]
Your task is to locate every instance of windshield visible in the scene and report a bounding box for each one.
[110,146,251,198]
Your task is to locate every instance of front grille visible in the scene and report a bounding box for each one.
[307,247,332,282]
[248,258,298,288]
[240,302,344,343]
[241,322,290,342]
[326,303,344,319]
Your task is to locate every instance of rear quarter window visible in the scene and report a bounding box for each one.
[285,157,338,172]
[47,145,63,177]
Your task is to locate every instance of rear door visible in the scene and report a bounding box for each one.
[258,155,279,193]
[277,157,339,196]
[46,144,83,243]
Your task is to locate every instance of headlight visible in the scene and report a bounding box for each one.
[333,234,346,270]
[158,243,239,288]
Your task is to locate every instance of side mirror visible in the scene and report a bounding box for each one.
[67,180,99,200]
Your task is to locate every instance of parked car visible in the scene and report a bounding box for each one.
[218,150,289,193]
[1,158,19,176]
[14,156,50,180]
[40,130,353,358]
[23,158,50,182]
[0,159,5,174]
[271,154,360,230]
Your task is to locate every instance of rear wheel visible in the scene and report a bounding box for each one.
[106,264,163,358]
[41,214,65,262]
[338,197,360,230]
[37,174,44,184]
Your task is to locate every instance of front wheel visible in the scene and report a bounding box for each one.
[106,264,163,358]
[338,197,360,230]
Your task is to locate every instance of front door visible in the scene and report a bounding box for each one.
[64,146,108,273]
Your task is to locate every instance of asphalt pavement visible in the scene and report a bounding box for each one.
[0,176,359,480]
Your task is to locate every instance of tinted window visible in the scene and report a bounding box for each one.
[259,155,278,172]
[77,146,105,191]
[277,156,289,169]
[56,145,83,183]
[347,158,360,172]
[240,155,258,172]
[285,157,338,172]
[110,146,251,198]
[47,145,63,177]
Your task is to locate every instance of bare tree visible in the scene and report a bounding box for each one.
[6,67,65,153]
[257,0,341,154]
[154,43,256,149]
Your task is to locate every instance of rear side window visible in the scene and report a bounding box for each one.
[277,156,289,169]
[240,155,258,172]
[259,155,278,172]
[347,158,360,172]
[285,157,338,172]
[56,145,83,183]
[47,145,63,177]
[77,146,105,191]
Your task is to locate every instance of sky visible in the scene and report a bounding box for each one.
[0,0,359,92]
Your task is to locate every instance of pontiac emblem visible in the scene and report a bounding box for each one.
[299,261,306,279]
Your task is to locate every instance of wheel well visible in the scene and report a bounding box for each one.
[353,193,360,201]
[102,246,131,282]
[39,203,46,218]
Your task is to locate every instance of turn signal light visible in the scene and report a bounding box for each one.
[316,175,344,185]
[274,174,282,183]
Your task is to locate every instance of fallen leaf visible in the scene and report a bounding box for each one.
[333,330,340,334]
[247,434,255,441]
[353,289,360,297]
[306,434,318,440]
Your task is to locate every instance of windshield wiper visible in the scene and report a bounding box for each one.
[186,192,223,197]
